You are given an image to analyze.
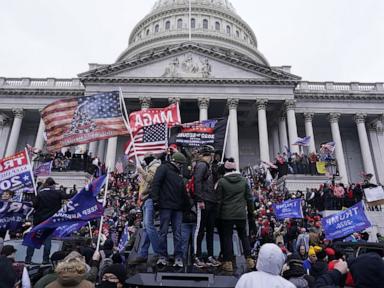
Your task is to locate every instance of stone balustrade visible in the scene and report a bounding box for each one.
[0,77,84,89]
[297,81,384,92]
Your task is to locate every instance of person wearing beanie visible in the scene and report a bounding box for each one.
[216,158,255,272]
[151,151,189,268]
[283,255,315,288]
[235,244,295,288]
[310,249,328,280]
[100,264,126,288]
[193,145,220,268]
[303,246,317,273]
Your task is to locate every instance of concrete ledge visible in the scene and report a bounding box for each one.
[37,171,92,191]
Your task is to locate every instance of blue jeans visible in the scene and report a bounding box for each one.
[138,199,160,257]
[26,233,53,263]
[181,223,196,261]
[159,209,183,259]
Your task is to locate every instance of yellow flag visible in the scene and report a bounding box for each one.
[316,161,327,174]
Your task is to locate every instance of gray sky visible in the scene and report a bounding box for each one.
[0,0,383,82]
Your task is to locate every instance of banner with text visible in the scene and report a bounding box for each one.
[0,201,33,232]
[23,175,106,248]
[321,201,372,240]
[0,151,35,200]
[273,198,303,220]
[129,103,181,133]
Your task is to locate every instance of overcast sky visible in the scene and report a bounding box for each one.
[0,0,383,82]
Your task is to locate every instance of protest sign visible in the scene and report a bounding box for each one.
[23,175,106,248]
[321,201,371,240]
[33,161,53,177]
[0,151,35,200]
[273,198,303,220]
[364,186,384,203]
[0,201,33,232]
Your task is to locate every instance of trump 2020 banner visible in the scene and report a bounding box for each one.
[0,151,35,200]
[273,198,303,220]
[129,103,181,133]
[0,201,33,232]
[321,201,372,240]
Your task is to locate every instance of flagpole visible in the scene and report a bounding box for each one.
[88,222,93,239]
[25,147,37,197]
[118,88,140,167]
[96,170,110,252]
[221,117,230,163]
[189,0,192,41]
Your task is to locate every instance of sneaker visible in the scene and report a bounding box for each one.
[246,257,255,270]
[173,257,184,268]
[156,257,168,267]
[193,257,207,268]
[128,256,148,265]
[207,256,221,267]
[221,261,233,272]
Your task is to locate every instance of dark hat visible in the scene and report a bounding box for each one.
[103,264,126,284]
[44,177,58,186]
[50,251,68,262]
[316,249,327,260]
[0,245,17,257]
[171,152,187,164]
[198,145,215,155]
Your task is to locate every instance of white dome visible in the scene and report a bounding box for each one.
[116,0,269,65]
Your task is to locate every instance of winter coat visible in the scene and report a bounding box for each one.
[216,172,253,220]
[349,252,384,288]
[138,159,161,204]
[310,260,328,280]
[193,160,216,203]
[45,275,94,288]
[314,270,342,288]
[32,186,73,225]
[151,162,188,211]
[235,244,295,288]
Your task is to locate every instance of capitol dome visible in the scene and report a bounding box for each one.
[116,0,269,65]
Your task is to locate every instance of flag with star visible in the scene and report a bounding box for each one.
[125,123,168,160]
[41,91,128,152]
[0,150,35,201]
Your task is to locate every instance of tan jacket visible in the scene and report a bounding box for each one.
[138,159,161,205]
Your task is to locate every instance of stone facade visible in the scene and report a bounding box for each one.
[1,0,384,186]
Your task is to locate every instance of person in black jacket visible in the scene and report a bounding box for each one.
[151,152,189,268]
[25,177,74,264]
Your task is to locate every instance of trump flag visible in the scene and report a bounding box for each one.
[273,198,304,220]
[42,91,128,152]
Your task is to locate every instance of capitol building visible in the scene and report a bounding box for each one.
[1,0,384,187]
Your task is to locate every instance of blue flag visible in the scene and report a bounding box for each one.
[118,224,130,253]
[0,201,33,232]
[321,201,371,240]
[33,161,52,177]
[23,175,107,248]
[293,136,311,146]
[273,198,303,220]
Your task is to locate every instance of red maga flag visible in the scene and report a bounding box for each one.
[42,91,128,152]
[129,103,181,133]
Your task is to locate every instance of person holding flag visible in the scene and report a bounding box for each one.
[25,177,74,264]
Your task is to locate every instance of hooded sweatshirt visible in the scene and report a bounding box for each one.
[235,244,295,288]
[349,253,384,288]
[216,172,253,220]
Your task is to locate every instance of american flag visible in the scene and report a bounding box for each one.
[115,161,124,174]
[320,141,336,154]
[41,91,128,152]
[125,123,168,160]
[293,136,311,146]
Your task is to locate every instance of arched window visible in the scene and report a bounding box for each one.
[203,19,208,29]
[215,21,220,31]
[236,30,240,37]
[177,18,183,29]
[146,29,150,36]
[191,18,196,29]
[165,20,171,30]
[226,25,231,34]
[155,24,159,33]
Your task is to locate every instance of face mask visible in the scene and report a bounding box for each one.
[100,281,118,288]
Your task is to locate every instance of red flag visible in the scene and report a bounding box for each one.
[41,91,128,152]
[129,103,181,133]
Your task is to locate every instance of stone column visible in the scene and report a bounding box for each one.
[34,116,45,152]
[328,113,348,184]
[368,123,384,184]
[285,100,299,154]
[304,112,316,153]
[272,124,280,156]
[105,137,118,170]
[226,98,239,169]
[376,118,384,169]
[0,114,10,158]
[88,141,98,157]
[5,108,24,157]
[198,97,209,121]
[140,96,151,110]
[355,113,376,183]
[97,139,106,162]
[278,114,289,153]
[257,99,269,162]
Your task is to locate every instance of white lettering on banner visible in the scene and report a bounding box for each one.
[325,206,359,226]
[0,157,25,172]
[0,166,29,180]
[135,111,174,128]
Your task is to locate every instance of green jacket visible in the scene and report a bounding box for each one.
[216,172,254,220]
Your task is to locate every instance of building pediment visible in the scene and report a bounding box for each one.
[78,43,300,83]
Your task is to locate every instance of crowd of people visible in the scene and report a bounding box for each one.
[0,143,383,288]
